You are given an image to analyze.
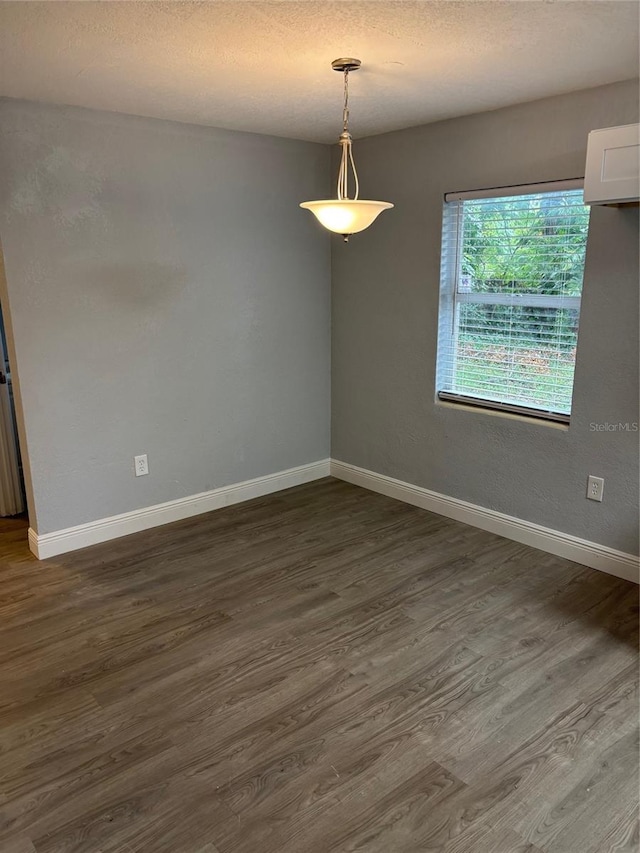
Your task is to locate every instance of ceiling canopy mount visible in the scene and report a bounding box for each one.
[331,58,362,74]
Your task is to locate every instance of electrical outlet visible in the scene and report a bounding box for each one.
[587,475,604,502]
[134,454,149,477]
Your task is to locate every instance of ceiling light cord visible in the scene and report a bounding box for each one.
[342,67,350,132]
[337,69,359,201]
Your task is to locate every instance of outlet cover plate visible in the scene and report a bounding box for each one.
[134,454,149,477]
[587,475,604,502]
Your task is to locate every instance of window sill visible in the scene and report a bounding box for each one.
[436,397,570,430]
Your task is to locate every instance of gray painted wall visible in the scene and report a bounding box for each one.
[0,99,331,534]
[1,82,638,555]
[332,79,639,555]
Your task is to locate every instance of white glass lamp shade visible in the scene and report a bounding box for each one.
[300,199,394,235]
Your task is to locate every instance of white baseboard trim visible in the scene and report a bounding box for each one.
[29,456,639,584]
[330,459,639,585]
[29,459,331,560]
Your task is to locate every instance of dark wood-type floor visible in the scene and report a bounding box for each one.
[0,478,638,853]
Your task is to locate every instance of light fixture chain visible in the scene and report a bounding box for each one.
[343,69,350,132]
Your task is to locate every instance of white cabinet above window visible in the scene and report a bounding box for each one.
[584,123,639,206]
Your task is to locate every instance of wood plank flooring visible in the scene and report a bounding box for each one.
[0,477,637,853]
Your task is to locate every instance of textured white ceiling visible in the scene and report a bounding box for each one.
[0,1,638,143]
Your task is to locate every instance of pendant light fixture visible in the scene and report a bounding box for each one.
[300,58,394,242]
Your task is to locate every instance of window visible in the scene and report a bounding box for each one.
[436,180,590,424]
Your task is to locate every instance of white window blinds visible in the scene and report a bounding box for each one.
[436,182,590,422]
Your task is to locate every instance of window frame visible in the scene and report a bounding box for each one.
[435,179,588,425]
